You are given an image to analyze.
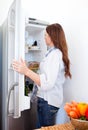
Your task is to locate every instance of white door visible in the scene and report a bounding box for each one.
[7,0,30,118]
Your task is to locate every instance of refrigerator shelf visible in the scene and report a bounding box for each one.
[28,48,41,51]
[25,47,41,53]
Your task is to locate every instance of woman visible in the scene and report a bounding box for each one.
[12,23,71,128]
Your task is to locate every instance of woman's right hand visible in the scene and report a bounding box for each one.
[12,58,29,75]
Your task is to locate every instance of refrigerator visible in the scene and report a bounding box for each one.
[0,24,2,130]
[0,0,49,130]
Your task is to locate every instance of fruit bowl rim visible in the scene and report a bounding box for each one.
[71,118,88,122]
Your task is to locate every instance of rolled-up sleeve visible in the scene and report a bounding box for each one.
[39,51,62,91]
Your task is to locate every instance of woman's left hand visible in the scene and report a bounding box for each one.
[12,58,28,75]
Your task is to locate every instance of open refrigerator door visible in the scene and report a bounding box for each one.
[7,0,30,118]
[2,0,30,121]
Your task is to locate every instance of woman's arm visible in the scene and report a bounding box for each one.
[26,68,40,86]
[12,58,40,86]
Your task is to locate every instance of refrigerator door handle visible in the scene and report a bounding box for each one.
[7,82,19,117]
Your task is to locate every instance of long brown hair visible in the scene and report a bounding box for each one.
[46,23,72,78]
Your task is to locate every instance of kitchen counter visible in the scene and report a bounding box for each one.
[35,122,75,130]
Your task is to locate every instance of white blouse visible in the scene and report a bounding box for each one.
[37,47,66,108]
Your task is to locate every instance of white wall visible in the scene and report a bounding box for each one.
[61,0,88,103]
[23,0,88,103]
[0,0,88,123]
[26,0,88,103]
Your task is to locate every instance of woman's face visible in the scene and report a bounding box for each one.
[44,31,54,47]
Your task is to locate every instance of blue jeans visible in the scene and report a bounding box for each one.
[36,97,59,128]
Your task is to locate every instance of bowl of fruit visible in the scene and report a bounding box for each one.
[64,101,88,130]
[71,117,88,130]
